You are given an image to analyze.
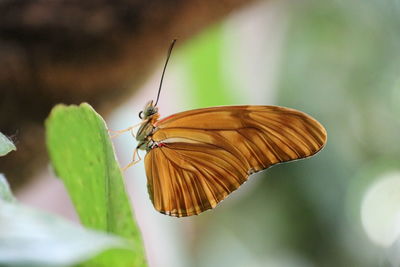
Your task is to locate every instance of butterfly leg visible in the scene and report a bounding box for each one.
[122,148,142,171]
[130,128,136,139]
[109,122,142,139]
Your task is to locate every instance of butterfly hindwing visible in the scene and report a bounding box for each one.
[144,105,327,217]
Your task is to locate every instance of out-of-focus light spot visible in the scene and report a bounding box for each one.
[361,171,400,247]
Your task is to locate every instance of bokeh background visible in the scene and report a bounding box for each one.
[4,0,400,266]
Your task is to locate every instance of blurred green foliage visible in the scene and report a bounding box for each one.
[182,25,238,107]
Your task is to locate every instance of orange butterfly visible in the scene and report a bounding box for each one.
[112,40,327,217]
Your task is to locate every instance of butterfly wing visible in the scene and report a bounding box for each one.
[144,105,327,217]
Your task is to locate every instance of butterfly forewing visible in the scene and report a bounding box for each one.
[145,106,327,217]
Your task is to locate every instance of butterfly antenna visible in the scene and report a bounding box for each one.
[155,39,177,107]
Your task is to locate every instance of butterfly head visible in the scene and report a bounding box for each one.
[139,100,159,120]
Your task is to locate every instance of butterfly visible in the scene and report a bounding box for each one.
[111,40,327,217]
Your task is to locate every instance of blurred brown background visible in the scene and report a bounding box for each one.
[0,0,252,187]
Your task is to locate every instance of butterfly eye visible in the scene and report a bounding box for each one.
[138,111,144,119]
[148,108,156,115]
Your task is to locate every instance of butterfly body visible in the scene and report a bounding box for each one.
[135,100,160,151]
[133,101,327,217]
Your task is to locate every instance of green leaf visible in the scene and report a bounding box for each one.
[0,132,16,156]
[0,176,131,267]
[0,174,15,202]
[45,103,146,267]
